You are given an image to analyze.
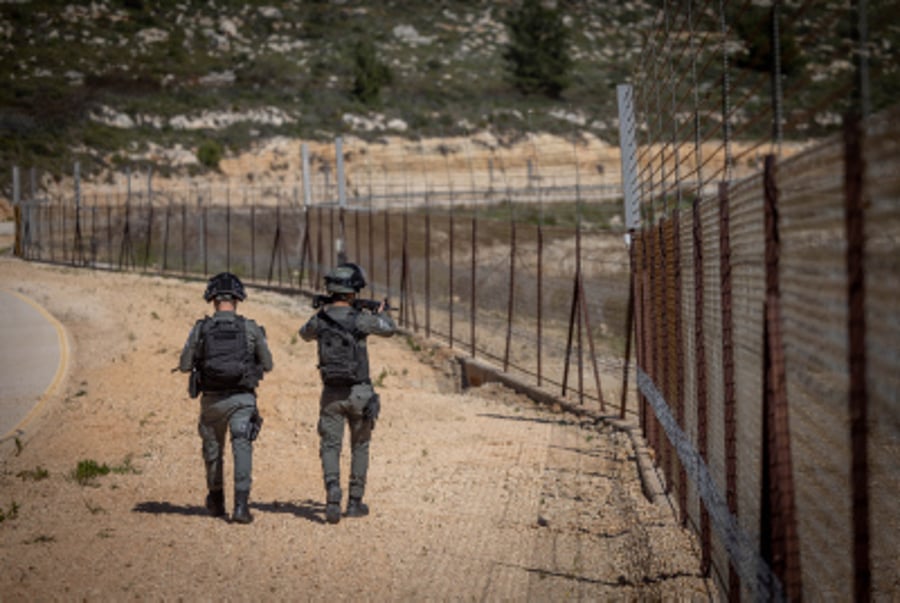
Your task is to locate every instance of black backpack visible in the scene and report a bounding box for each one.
[196,316,255,392]
[316,310,363,386]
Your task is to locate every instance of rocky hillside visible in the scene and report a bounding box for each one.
[1,0,897,198]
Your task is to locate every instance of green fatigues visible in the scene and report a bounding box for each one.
[299,305,396,500]
[179,310,273,494]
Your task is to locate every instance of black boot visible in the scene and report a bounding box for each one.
[345,497,369,518]
[232,490,253,524]
[205,490,226,517]
[325,481,342,525]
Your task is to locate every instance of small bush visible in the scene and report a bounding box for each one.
[351,39,393,106]
[196,140,224,170]
[73,460,111,485]
[503,0,573,99]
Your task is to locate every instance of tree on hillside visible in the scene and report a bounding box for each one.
[351,39,393,106]
[503,0,573,99]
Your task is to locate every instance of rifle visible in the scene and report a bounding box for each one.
[312,294,394,313]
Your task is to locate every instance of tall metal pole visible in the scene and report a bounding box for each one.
[335,136,347,264]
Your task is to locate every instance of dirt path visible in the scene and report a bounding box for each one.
[0,256,713,600]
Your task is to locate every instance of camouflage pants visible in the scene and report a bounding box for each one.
[318,383,375,500]
[198,391,256,493]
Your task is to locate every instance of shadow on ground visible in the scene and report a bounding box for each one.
[132,499,327,524]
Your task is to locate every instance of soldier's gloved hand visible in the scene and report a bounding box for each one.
[364,394,380,423]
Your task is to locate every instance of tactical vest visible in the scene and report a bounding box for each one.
[196,315,257,392]
[316,310,364,386]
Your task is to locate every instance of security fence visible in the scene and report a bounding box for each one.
[14,188,633,417]
[630,108,899,601]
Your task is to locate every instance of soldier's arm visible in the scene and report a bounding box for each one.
[357,311,396,337]
[248,321,274,372]
[299,314,320,342]
[178,322,202,372]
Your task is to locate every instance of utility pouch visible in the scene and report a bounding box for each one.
[247,410,264,441]
[188,369,201,399]
[364,393,381,424]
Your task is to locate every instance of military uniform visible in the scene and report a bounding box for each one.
[300,276,396,524]
[179,273,273,523]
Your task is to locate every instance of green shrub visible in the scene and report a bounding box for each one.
[196,140,224,170]
[73,459,111,485]
[351,39,393,106]
[503,0,573,99]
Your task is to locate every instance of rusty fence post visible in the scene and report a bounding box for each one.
[504,220,516,372]
[537,222,544,387]
[470,215,477,357]
[180,204,186,274]
[761,154,802,601]
[843,113,870,602]
[162,204,170,272]
[425,202,432,338]
[692,196,711,572]
[673,211,687,523]
[621,233,636,419]
[449,207,455,349]
[718,181,740,600]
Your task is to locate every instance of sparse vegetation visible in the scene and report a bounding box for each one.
[0,501,19,522]
[373,367,389,387]
[17,466,49,481]
[72,456,140,486]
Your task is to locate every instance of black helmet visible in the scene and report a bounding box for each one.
[324,262,366,294]
[204,272,247,302]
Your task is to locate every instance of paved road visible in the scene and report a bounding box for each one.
[0,288,67,439]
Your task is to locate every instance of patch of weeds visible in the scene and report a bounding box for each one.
[73,459,110,485]
[405,335,421,352]
[17,466,49,481]
[150,311,161,320]
[290,334,298,345]
[83,499,106,515]
[14,437,24,456]
[127,331,137,342]
[74,389,87,398]
[97,528,114,539]
[421,448,428,457]
[139,412,156,427]
[373,368,389,387]
[111,455,140,476]
[25,534,56,544]
[73,456,141,486]
[0,501,20,522]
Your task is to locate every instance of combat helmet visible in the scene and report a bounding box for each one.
[324,263,366,294]
[204,272,247,302]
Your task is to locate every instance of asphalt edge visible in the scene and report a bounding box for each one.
[0,288,71,443]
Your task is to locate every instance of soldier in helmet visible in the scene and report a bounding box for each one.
[299,262,396,524]
[178,272,273,524]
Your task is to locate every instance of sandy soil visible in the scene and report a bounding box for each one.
[0,254,714,601]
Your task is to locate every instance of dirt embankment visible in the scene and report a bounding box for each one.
[0,256,713,601]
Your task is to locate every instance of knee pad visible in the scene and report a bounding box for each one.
[230,418,250,442]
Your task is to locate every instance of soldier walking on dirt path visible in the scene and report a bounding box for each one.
[299,262,396,524]
[179,272,273,524]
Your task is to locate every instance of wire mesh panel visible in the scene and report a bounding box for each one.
[726,171,767,599]
[862,108,900,599]
[777,136,853,599]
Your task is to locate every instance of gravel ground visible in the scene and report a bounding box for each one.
[0,256,714,601]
